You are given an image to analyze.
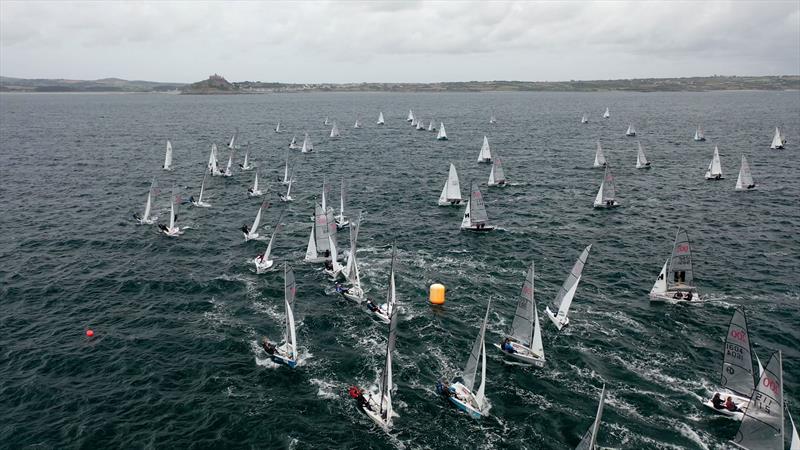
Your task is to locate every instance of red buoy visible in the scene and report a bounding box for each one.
[86,329,94,337]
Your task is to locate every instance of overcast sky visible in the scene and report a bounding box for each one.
[1,1,798,83]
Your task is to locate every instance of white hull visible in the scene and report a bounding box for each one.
[254,257,275,274]
[649,289,699,303]
[245,232,260,242]
[361,391,392,430]
[702,392,750,420]
[461,224,496,232]
[593,200,620,209]
[343,286,364,303]
[163,227,182,237]
[545,306,568,330]
[138,217,157,225]
[248,189,263,197]
[279,195,293,203]
[438,199,464,206]
[447,382,485,419]
[494,342,544,367]
[487,180,507,187]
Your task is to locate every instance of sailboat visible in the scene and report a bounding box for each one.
[635,141,651,169]
[304,203,334,263]
[545,245,592,330]
[239,147,254,171]
[487,151,507,187]
[191,172,211,208]
[330,122,340,138]
[489,115,497,124]
[581,114,588,124]
[410,117,417,127]
[705,146,724,180]
[247,171,263,197]
[323,235,345,279]
[496,262,545,366]
[280,174,294,203]
[136,177,159,224]
[356,304,398,430]
[625,124,636,137]
[406,110,414,122]
[160,187,182,237]
[731,351,785,449]
[324,116,330,126]
[163,140,173,171]
[416,120,425,131]
[274,121,282,133]
[443,301,491,419]
[477,136,492,163]
[593,165,620,208]
[575,385,607,450]
[263,264,299,368]
[243,198,269,241]
[593,141,607,168]
[342,212,364,302]
[301,133,314,153]
[289,135,299,150]
[335,177,349,228]
[353,119,361,129]
[377,112,385,125]
[603,108,610,119]
[254,215,283,273]
[694,125,706,142]
[461,182,495,232]
[649,228,699,303]
[437,122,448,141]
[703,308,757,420]
[790,410,800,450]
[438,163,464,206]
[735,155,756,190]
[770,127,785,149]
[227,128,239,149]
[281,151,291,185]
[367,246,397,324]
[222,147,235,177]
[428,120,436,132]
[208,143,223,176]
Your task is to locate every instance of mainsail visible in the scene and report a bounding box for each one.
[667,228,694,289]
[437,123,447,140]
[551,245,592,324]
[593,141,607,167]
[163,140,173,170]
[142,177,157,222]
[733,351,784,450]
[330,122,340,138]
[284,264,297,361]
[301,133,313,153]
[770,127,784,149]
[721,308,756,398]
[603,108,610,118]
[462,301,491,409]
[695,125,705,141]
[636,142,649,168]
[478,136,492,162]
[488,152,506,185]
[344,212,362,286]
[467,182,489,226]
[377,112,385,125]
[378,303,399,426]
[439,163,462,203]
[576,385,607,450]
[407,110,414,122]
[511,262,542,358]
[705,146,723,178]
[735,155,754,190]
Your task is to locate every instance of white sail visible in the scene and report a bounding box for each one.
[314,203,332,254]
[437,123,447,140]
[228,128,238,149]
[301,133,312,153]
[142,177,156,222]
[163,140,173,171]
[770,127,784,149]
[705,146,723,179]
[650,259,668,296]
[304,222,318,261]
[462,182,490,228]
[344,213,362,287]
[733,351,783,450]
[550,245,591,328]
[249,198,268,238]
[789,411,800,450]
[251,171,259,193]
[626,124,636,136]
[384,246,397,318]
[330,122,340,138]
[593,141,606,167]
[284,264,297,361]
[488,152,506,186]
[353,119,361,129]
[510,262,537,350]
[261,224,280,264]
[282,151,291,184]
[375,302,398,428]
[576,385,607,450]
[337,177,347,224]
[289,135,298,149]
[407,110,414,122]
[439,163,463,204]
[694,125,705,141]
[735,155,755,190]
[463,301,491,410]
[489,115,497,124]
[208,143,222,176]
[377,112,385,125]
[223,147,234,176]
[593,166,617,207]
[324,117,329,125]
[275,121,281,133]
[428,120,435,131]
[667,228,695,291]
[636,141,650,168]
[721,308,756,398]
[581,114,588,124]
[328,236,343,273]
[603,107,610,118]
[168,188,179,231]
[477,136,492,163]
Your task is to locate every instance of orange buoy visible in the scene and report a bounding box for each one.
[429,283,446,305]
[86,329,94,337]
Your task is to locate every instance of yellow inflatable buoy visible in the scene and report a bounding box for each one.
[429,283,446,305]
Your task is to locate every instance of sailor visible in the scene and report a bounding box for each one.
[334,283,348,295]
[502,338,516,354]
[724,396,740,412]
[712,393,724,409]
[187,196,195,204]
[241,225,250,236]
[256,253,264,264]
[606,200,613,206]
[685,291,693,301]
[133,213,142,221]
[365,299,379,313]
[261,337,276,355]
[247,187,254,195]
[158,223,169,233]
[324,260,333,271]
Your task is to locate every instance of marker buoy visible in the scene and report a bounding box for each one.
[86,329,94,337]
[429,283,445,305]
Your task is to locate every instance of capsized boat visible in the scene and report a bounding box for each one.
[191,172,212,208]
[136,177,159,224]
[377,112,385,125]
[440,301,491,419]
[705,146,724,180]
[163,140,173,171]
[575,384,607,450]
[351,304,398,431]
[636,141,651,169]
[496,262,545,367]
[593,141,607,168]
[261,264,299,368]
[460,182,495,232]
[735,155,756,191]
[438,163,464,206]
[649,228,699,303]
[160,187,183,237]
[593,165,620,208]
[330,122,340,138]
[477,136,492,163]
[626,124,636,137]
[702,308,757,420]
[208,143,223,176]
[335,177,349,228]
[545,245,592,330]
[694,125,706,142]
[770,127,785,149]
[437,122,448,140]
[487,150,507,187]
[243,198,269,241]
[301,133,314,153]
[731,351,785,449]
[254,215,283,274]
[247,171,263,197]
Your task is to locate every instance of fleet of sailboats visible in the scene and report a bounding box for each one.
[705,146,724,180]
[649,228,699,303]
[545,245,592,330]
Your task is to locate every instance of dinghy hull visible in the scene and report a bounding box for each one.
[446,382,484,419]
[493,343,545,367]
[545,306,568,330]
[254,258,275,274]
[461,225,496,232]
[649,290,699,303]
[702,392,750,420]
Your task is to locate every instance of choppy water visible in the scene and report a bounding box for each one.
[1,90,799,449]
